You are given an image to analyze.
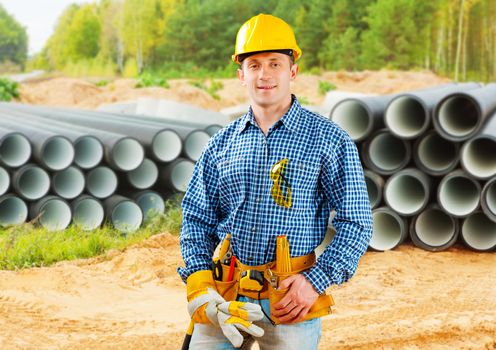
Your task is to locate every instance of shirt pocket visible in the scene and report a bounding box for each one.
[286,160,322,210]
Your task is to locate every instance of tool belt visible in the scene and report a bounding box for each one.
[212,252,334,324]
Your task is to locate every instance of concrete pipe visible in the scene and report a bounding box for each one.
[384,168,431,216]
[0,127,31,168]
[460,211,496,251]
[437,169,481,218]
[460,113,496,180]
[0,114,74,171]
[52,108,212,162]
[6,104,181,164]
[30,195,72,231]
[330,94,394,142]
[71,195,104,231]
[125,158,159,190]
[413,131,459,176]
[103,195,143,233]
[0,194,28,227]
[409,205,459,251]
[369,206,408,251]
[361,129,411,175]
[0,105,144,171]
[159,158,195,192]
[481,176,496,222]
[85,166,118,199]
[52,166,85,200]
[133,190,165,220]
[385,83,481,139]
[183,130,211,161]
[11,164,50,201]
[0,166,9,196]
[433,83,496,141]
[0,108,103,169]
[364,170,384,209]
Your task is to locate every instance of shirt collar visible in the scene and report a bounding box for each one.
[236,95,303,135]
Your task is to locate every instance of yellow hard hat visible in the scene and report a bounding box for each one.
[232,14,302,64]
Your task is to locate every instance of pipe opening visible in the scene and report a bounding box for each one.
[170,160,195,192]
[135,192,165,219]
[0,196,28,226]
[17,166,50,200]
[415,208,456,247]
[0,133,31,167]
[368,134,409,172]
[439,176,479,216]
[111,201,142,233]
[74,136,104,169]
[0,167,9,196]
[128,159,158,189]
[438,96,479,138]
[184,130,210,161]
[152,130,182,162]
[487,183,496,216]
[386,97,427,138]
[417,133,458,172]
[112,138,144,171]
[364,175,380,208]
[462,212,496,250]
[386,175,427,215]
[371,210,404,250]
[42,137,74,171]
[461,137,496,179]
[86,167,118,199]
[38,199,72,231]
[331,101,370,140]
[53,167,85,199]
[72,197,104,230]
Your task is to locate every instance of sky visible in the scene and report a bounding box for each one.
[1,0,88,55]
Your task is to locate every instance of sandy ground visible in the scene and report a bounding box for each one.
[18,70,449,111]
[0,233,494,349]
[2,70,495,349]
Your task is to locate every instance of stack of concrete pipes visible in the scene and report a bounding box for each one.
[0,103,222,232]
[329,83,496,252]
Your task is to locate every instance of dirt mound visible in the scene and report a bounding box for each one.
[18,70,449,111]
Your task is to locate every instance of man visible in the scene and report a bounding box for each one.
[178,13,372,350]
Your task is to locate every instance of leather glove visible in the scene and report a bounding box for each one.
[187,270,264,347]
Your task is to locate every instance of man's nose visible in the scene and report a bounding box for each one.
[258,66,271,80]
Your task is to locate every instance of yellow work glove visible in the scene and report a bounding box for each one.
[186,270,265,348]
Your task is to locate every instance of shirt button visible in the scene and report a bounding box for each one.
[255,198,260,203]
[247,257,253,261]
[251,227,256,233]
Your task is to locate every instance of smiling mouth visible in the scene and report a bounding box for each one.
[257,85,276,90]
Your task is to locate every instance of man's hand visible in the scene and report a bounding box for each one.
[271,274,319,324]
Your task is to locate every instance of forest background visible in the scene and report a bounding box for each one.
[1,0,495,82]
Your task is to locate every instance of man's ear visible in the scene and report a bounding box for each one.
[290,63,298,81]
[237,68,246,86]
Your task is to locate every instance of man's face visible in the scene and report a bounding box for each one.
[237,52,298,109]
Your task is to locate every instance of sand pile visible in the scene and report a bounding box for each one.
[18,70,449,111]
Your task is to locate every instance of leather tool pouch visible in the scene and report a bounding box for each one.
[212,258,239,301]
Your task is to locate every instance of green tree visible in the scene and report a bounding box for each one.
[361,0,431,69]
[0,4,28,68]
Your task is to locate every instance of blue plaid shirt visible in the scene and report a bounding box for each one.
[178,96,372,294]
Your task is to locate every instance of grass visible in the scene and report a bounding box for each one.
[0,198,183,270]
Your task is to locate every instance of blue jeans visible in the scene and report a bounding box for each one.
[189,296,322,350]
